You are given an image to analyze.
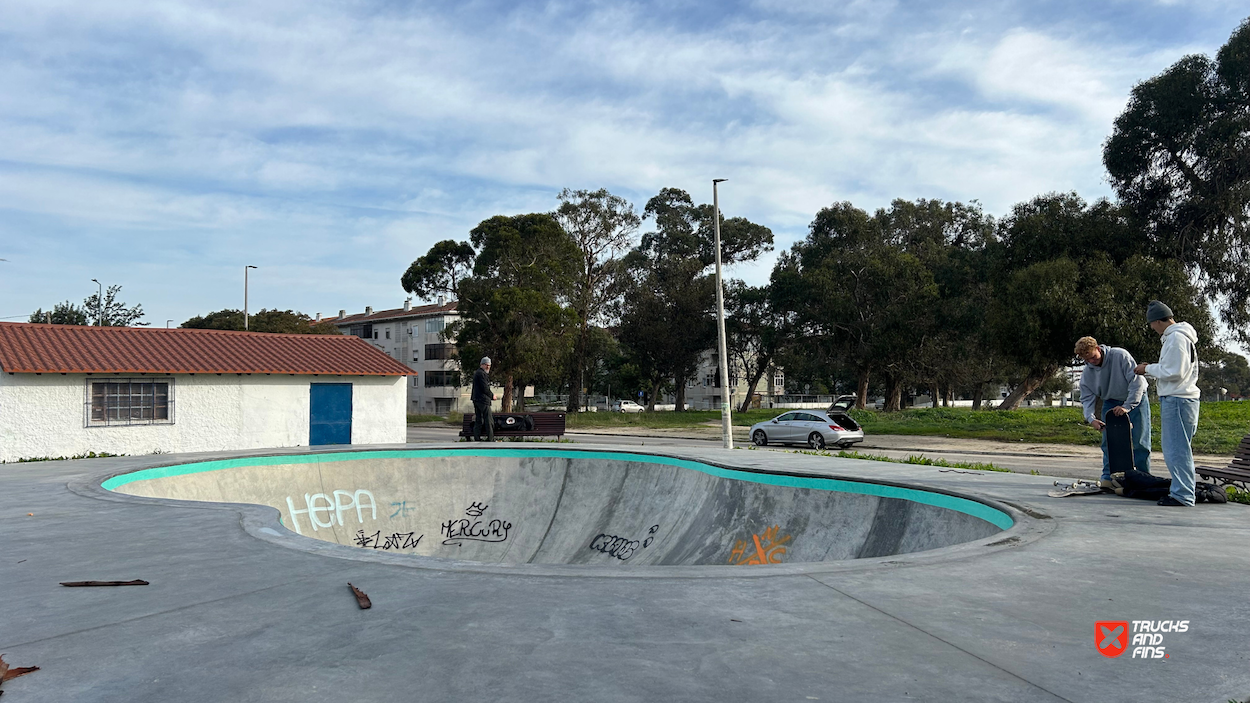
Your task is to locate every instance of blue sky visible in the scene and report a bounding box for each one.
[1,0,1246,332]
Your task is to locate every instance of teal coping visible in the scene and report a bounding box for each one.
[102,448,1013,530]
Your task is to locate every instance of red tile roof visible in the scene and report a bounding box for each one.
[0,323,412,376]
[332,301,457,325]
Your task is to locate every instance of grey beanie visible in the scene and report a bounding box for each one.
[481,357,491,366]
[1146,300,1174,323]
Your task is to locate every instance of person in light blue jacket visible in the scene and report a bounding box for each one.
[1075,336,1151,480]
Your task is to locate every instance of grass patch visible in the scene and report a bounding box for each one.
[565,402,1250,455]
[831,449,1012,472]
[7,451,123,464]
[1226,486,1250,506]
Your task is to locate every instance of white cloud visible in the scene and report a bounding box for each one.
[0,0,1244,322]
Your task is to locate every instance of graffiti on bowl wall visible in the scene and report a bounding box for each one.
[285,489,377,535]
[728,525,791,565]
[441,502,512,546]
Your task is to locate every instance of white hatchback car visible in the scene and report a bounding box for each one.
[613,400,645,413]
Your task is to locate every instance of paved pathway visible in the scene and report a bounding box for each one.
[2,445,1246,702]
[407,423,1233,480]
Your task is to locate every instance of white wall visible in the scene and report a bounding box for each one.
[0,373,405,462]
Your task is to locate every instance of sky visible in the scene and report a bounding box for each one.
[1,0,1247,332]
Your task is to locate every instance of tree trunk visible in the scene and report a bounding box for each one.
[930,381,940,409]
[738,364,769,413]
[972,384,983,410]
[566,322,589,413]
[501,374,514,413]
[514,381,526,411]
[674,379,687,412]
[856,368,870,409]
[884,375,903,412]
[996,365,1057,410]
[943,383,952,407]
[646,379,661,412]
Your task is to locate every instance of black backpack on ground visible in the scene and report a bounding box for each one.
[1108,470,1172,500]
[1196,482,1228,504]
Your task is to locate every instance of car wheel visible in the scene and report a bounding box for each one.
[808,432,826,450]
[752,430,767,446]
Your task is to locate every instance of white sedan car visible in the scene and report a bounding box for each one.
[749,410,864,450]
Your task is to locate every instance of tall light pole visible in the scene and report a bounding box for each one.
[91,278,103,326]
[244,265,258,330]
[713,178,732,449]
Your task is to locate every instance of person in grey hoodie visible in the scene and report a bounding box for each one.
[1134,301,1200,506]
[1075,336,1151,480]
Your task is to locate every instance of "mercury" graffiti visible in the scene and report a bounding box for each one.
[441,502,512,546]
[285,489,378,535]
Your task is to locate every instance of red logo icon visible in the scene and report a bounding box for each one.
[1096,621,1129,658]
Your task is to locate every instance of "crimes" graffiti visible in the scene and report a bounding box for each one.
[285,489,377,535]
[441,503,511,546]
[588,524,660,561]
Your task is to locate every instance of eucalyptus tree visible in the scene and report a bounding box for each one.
[553,188,641,412]
[1104,18,1250,343]
[619,187,773,410]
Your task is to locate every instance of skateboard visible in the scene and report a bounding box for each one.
[1048,479,1106,497]
[1104,410,1136,475]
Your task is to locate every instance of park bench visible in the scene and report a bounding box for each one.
[1197,433,1250,491]
[459,411,567,440]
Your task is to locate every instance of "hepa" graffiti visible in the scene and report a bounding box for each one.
[285,489,378,535]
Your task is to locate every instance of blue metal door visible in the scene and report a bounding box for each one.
[310,383,352,445]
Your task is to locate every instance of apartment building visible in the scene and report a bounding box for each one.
[682,350,786,410]
[328,298,473,415]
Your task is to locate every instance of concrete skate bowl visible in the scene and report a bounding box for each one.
[103,448,1014,567]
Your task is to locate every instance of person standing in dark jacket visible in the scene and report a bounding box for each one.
[471,357,495,442]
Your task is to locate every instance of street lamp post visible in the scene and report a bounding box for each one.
[713,178,732,449]
[244,265,258,331]
[90,278,102,326]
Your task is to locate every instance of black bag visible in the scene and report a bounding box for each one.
[1108,470,1172,500]
[1196,482,1228,504]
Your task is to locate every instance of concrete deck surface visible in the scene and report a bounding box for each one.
[2,444,1247,702]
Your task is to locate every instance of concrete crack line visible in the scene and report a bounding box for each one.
[803,574,1077,703]
[1,568,352,650]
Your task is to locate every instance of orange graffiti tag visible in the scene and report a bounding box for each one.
[728,525,792,565]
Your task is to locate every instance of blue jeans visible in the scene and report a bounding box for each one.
[1100,398,1152,480]
[1159,396,1199,505]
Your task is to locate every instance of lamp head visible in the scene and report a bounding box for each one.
[713,178,728,183]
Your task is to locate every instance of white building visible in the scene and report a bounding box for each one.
[682,351,786,411]
[328,299,482,415]
[0,322,409,463]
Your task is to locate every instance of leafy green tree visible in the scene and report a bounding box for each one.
[987,194,1211,409]
[83,285,146,326]
[774,202,938,411]
[1104,18,1250,343]
[450,213,579,411]
[182,309,341,334]
[620,188,773,411]
[725,280,793,413]
[553,188,641,412]
[400,240,475,301]
[1199,350,1250,399]
[29,301,89,325]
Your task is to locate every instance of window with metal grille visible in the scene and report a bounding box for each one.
[424,343,455,360]
[424,370,459,387]
[85,378,174,426]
